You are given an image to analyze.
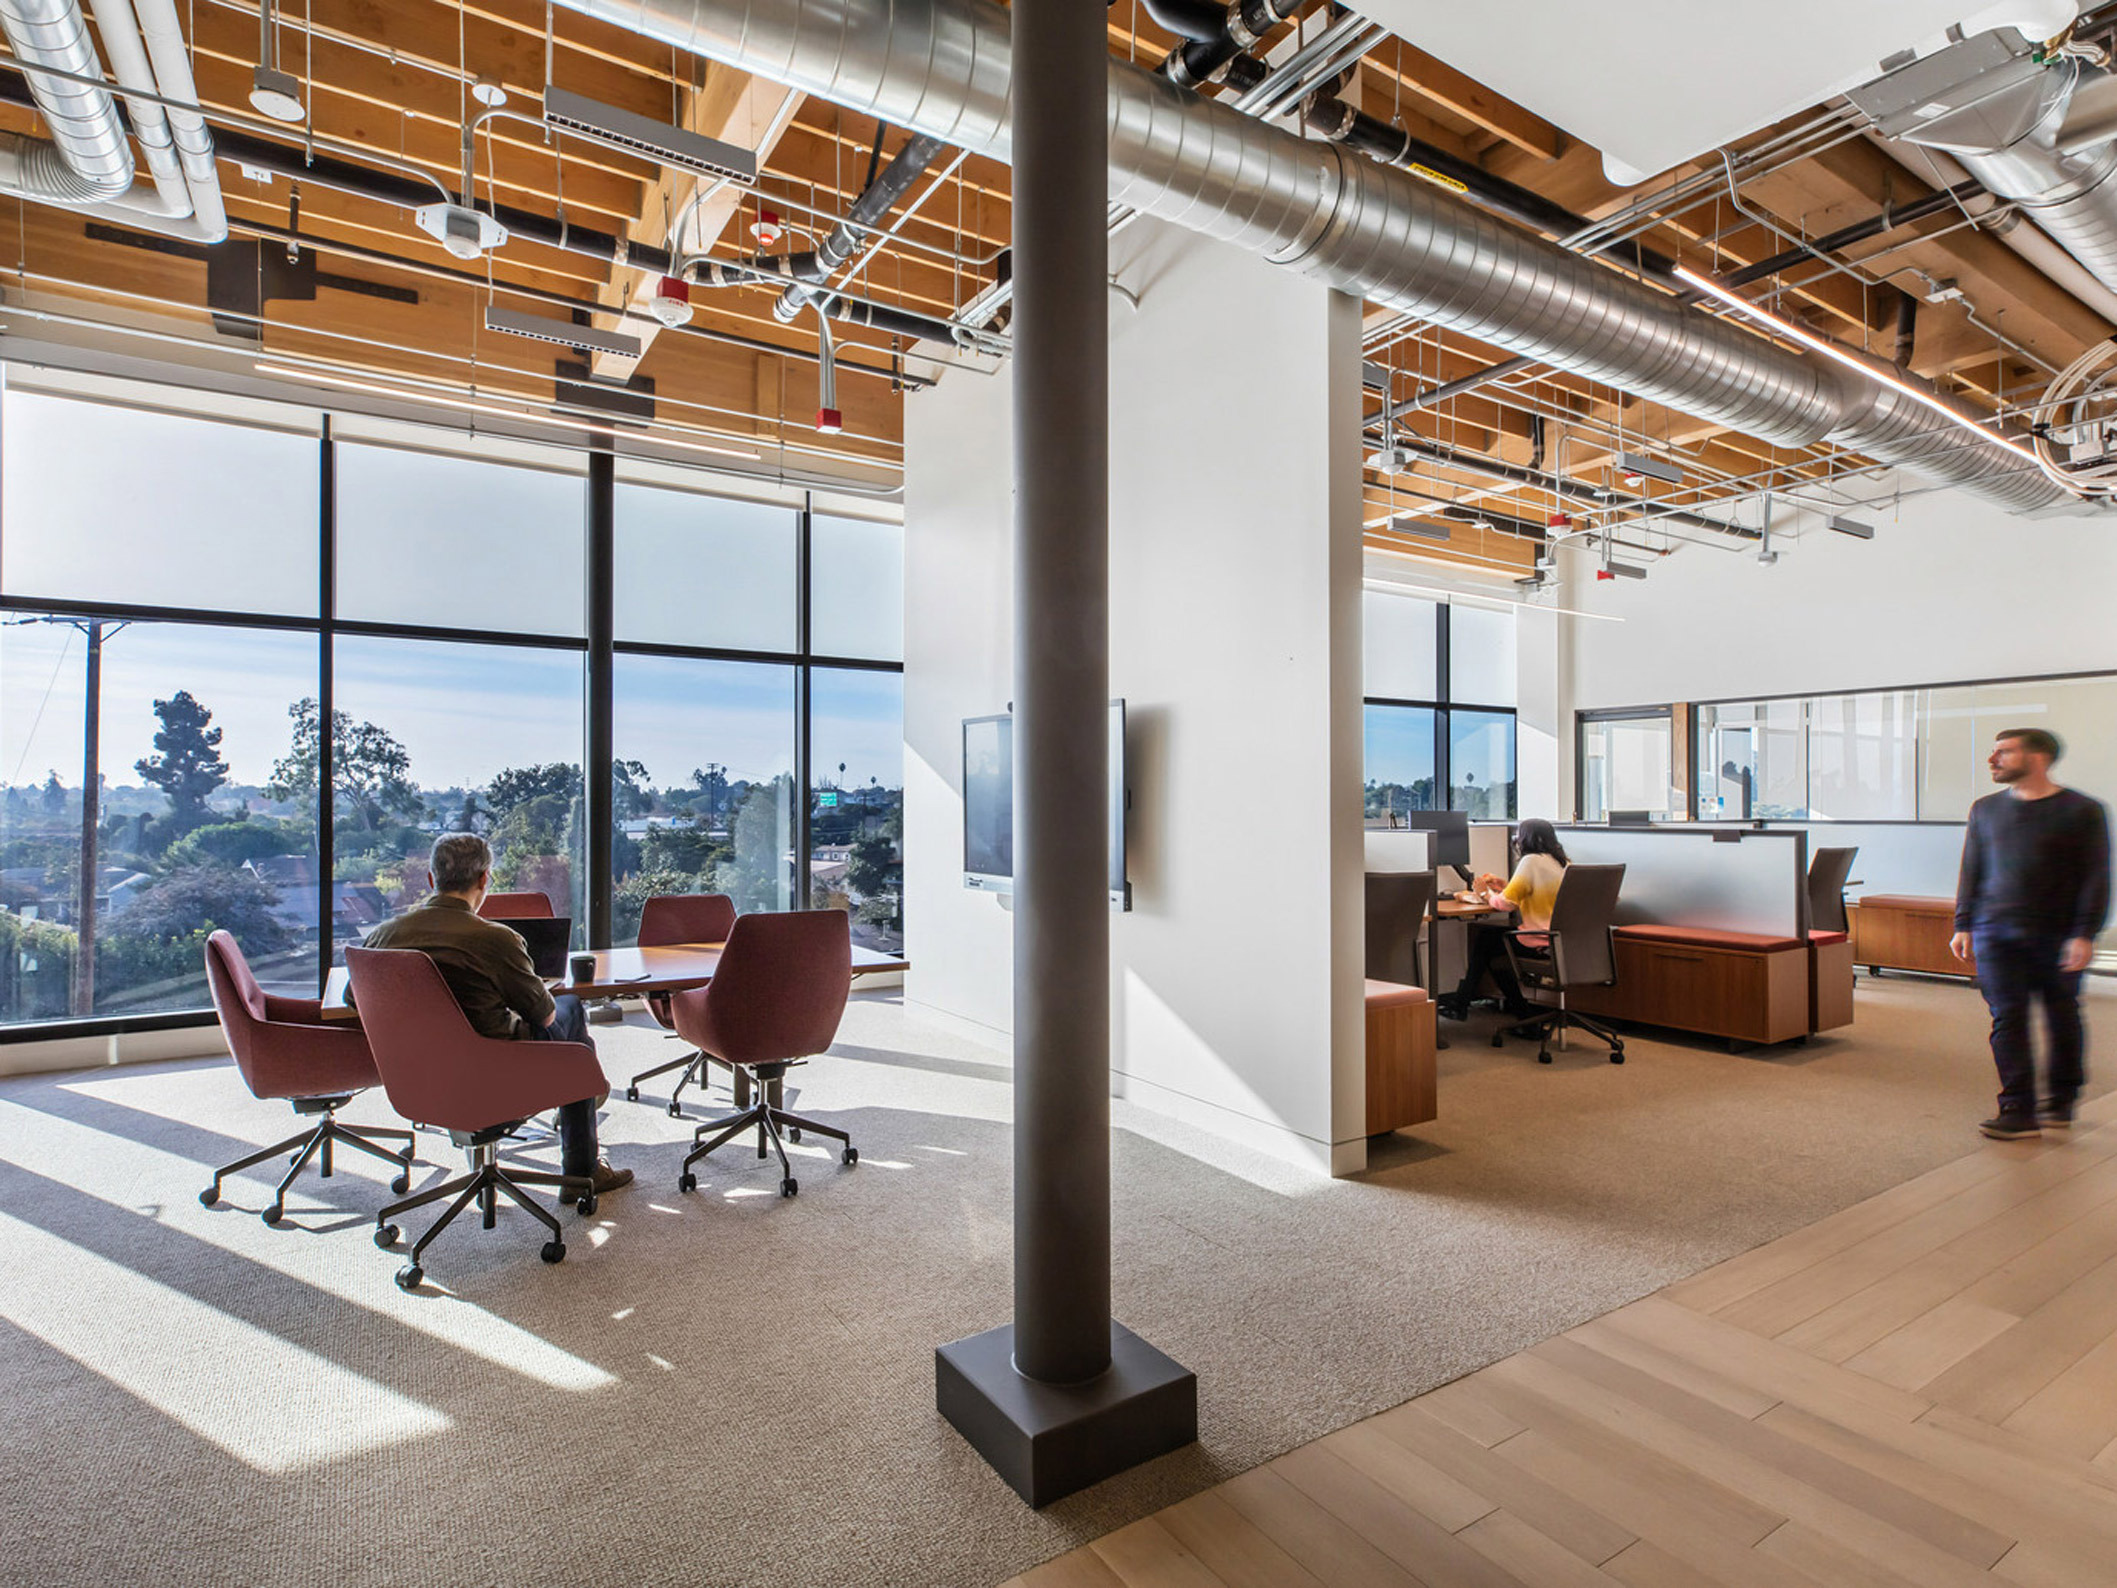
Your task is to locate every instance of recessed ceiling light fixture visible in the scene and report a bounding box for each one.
[1675,265,2044,471]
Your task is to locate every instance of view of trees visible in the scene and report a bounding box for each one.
[1,677,904,1024]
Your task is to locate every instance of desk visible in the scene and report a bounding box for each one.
[322,940,911,1020]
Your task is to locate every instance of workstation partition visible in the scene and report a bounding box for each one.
[1555,825,1809,938]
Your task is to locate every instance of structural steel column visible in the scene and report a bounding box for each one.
[1011,0,1112,1386]
[935,0,1195,1506]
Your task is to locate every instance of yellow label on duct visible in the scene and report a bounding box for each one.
[1407,163,1470,196]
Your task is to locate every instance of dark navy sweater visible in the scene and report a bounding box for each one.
[1954,786,2112,939]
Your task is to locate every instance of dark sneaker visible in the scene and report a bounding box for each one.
[2038,1101,2075,1131]
[1979,1113,2042,1141]
[559,1159,634,1203]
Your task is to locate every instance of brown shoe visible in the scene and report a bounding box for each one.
[560,1159,634,1203]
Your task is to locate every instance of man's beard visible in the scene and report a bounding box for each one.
[1993,764,2026,783]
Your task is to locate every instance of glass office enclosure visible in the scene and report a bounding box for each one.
[0,373,905,1035]
[1578,710,1673,822]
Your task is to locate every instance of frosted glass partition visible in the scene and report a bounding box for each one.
[1364,830,1432,873]
[1556,826,1808,937]
[1468,821,1512,883]
[1781,822,1964,898]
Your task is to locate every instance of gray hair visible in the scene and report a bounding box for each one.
[429,833,493,894]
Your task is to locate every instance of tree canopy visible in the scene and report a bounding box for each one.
[134,690,229,830]
[269,699,422,830]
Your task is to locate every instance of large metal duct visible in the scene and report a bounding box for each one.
[560,0,2062,511]
[0,0,133,201]
[1852,30,2117,302]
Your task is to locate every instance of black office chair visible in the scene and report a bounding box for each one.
[1364,870,1436,991]
[1494,863,1627,1065]
[1807,846,1858,935]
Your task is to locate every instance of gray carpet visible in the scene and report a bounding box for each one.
[0,973,2106,1587]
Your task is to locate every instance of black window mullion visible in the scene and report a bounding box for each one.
[317,417,336,994]
[585,449,616,945]
[1434,602,1452,813]
[795,493,814,906]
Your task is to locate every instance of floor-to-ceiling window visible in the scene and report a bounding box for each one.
[1362,588,1518,826]
[0,372,905,1035]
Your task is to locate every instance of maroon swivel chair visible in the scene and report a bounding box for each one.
[669,909,855,1199]
[477,890,555,919]
[345,946,605,1290]
[201,931,415,1224]
[623,891,738,1116]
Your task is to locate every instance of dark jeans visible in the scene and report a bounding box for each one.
[1972,928,2086,1118]
[523,993,600,1176]
[1450,923,1525,1011]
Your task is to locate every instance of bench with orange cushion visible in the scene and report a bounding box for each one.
[1566,924,1812,1046]
[1364,979,1436,1134]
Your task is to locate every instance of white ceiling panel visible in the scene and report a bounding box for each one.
[1355,0,2082,182]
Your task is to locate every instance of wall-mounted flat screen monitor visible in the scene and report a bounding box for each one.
[1404,809,1471,870]
[963,702,1130,909]
[1608,809,1655,826]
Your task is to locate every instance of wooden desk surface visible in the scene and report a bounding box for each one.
[1436,897,1511,919]
[322,940,910,1020]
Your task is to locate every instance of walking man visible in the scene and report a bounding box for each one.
[1951,728,2110,1140]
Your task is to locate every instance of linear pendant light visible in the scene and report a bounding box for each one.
[1674,266,2046,473]
[252,363,762,460]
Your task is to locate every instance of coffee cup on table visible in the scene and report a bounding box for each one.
[568,952,596,985]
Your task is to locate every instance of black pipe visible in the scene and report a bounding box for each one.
[1301,92,1680,282]
[694,260,962,345]
[1722,181,1986,288]
[1161,0,1300,89]
[1390,438,1763,541]
[1894,288,1920,367]
[774,128,948,322]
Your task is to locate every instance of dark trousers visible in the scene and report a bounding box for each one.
[1972,928,2086,1117]
[524,993,600,1176]
[1450,924,1524,1011]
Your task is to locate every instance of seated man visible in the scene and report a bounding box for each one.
[362,833,631,1201]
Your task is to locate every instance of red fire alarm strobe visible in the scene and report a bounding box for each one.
[816,407,844,434]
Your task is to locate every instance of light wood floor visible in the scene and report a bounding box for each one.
[1010,1094,2117,1588]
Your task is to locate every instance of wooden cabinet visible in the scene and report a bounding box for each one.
[1850,896,1973,978]
[1569,936,1810,1046]
[1365,981,1436,1134]
[1811,937,1855,1033]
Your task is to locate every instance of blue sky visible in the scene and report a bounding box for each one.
[1,389,902,800]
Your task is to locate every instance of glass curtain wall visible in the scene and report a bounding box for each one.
[0,377,905,1035]
[1362,590,1517,825]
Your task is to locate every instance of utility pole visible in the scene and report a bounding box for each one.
[73,620,106,1017]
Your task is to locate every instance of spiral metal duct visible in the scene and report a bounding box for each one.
[561,0,2061,510]
[0,0,133,200]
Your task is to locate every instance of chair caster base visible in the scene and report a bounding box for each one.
[789,1126,802,1142]
[1538,1051,1553,1064]
[374,1224,399,1248]
[780,1177,798,1198]
[198,1186,219,1207]
[667,1102,683,1119]
[678,1171,697,1193]
[1491,1033,1505,1049]
[540,1240,566,1265]
[1610,1050,1626,1064]
[262,1203,284,1224]
[576,1194,596,1217]
[625,1086,639,1102]
[390,1173,410,1195]
[843,1146,858,1166]
[395,1264,424,1291]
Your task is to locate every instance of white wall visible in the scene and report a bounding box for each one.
[1565,487,2117,711]
[901,366,1015,1038]
[1105,221,1367,1176]
[900,219,1368,1175]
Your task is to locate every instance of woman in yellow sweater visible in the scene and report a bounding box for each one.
[1438,818,1570,1021]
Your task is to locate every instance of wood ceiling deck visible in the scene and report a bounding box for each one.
[0,0,2102,561]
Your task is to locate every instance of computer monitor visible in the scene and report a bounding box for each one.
[1608,809,1654,826]
[1403,809,1470,870]
[492,916,573,978]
